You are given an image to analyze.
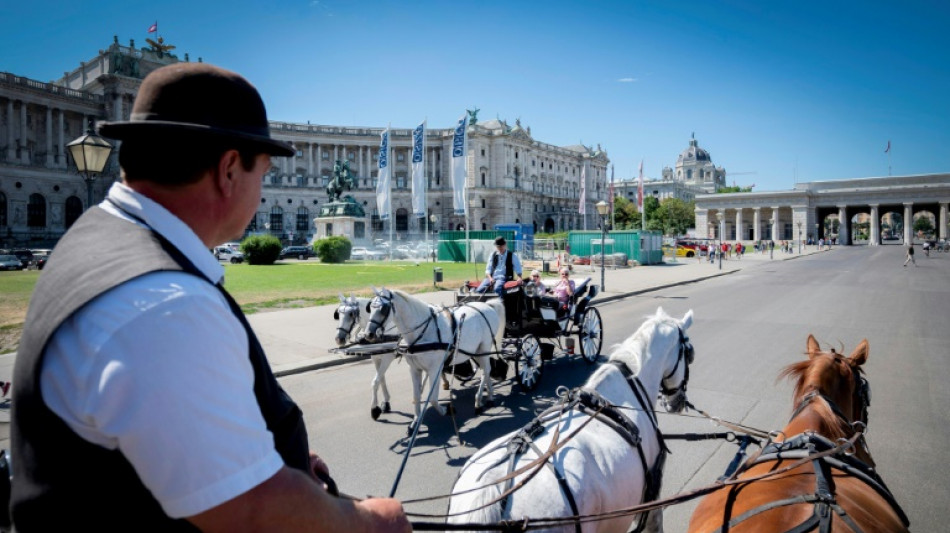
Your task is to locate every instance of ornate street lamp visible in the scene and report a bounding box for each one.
[429,213,439,262]
[596,200,609,291]
[66,129,113,211]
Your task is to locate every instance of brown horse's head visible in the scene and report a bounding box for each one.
[779,335,871,456]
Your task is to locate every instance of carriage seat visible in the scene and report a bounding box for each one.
[572,277,592,303]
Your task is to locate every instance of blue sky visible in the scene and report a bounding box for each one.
[3,0,948,191]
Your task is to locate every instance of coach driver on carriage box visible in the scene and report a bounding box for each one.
[10,62,409,532]
[476,236,524,297]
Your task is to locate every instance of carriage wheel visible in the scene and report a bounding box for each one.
[516,334,543,391]
[578,307,603,364]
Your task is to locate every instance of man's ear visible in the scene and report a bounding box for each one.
[215,150,242,198]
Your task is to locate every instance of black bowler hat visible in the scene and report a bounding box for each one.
[98,63,294,157]
[494,236,506,246]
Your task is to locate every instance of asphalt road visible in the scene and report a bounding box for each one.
[281,244,948,532]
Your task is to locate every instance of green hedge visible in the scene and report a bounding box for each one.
[313,235,352,263]
[241,235,282,265]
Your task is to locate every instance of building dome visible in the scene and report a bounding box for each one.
[678,138,710,162]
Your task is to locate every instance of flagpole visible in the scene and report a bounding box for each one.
[610,164,615,231]
[388,124,393,261]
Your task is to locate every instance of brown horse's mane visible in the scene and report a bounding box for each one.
[777,348,865,441]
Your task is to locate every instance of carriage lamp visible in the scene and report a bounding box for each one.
[596,201,609,291]
[67,128,113,211]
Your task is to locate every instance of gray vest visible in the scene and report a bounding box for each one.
[11,207,309,531]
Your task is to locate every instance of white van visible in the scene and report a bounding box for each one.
[213,246,244,263]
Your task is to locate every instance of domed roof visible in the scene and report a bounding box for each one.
[678,138,711,163]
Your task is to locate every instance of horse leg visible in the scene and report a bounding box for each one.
[378,353,393,413]
[408,364,424,433]
[425,363,446,417]
[642,507,664,533]
[473,355,493,415]
[370,355,383,420]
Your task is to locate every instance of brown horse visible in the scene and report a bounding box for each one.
[688,335,909,533]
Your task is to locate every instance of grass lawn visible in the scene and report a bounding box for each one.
[0,260,484,353]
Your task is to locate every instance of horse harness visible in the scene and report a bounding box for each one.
[373,294,500,358]
[702,388,909,533]
[458,328,694,533]
[334,302,397,345]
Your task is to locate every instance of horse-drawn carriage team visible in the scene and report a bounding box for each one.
[335,234,909,532]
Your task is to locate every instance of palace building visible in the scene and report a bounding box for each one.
[613,134,726,204]
[0,37,610,247]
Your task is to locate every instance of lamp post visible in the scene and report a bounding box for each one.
[769,218,775,259]
[66,129,113,211]
[429,213,439,262]
[716,212,723,270]
[596,200,609,291]
[797,221,803,254]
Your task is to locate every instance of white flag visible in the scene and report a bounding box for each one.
[376,128,391,220]
[578,162,587,215]
[637,159,644,210]
[411,121,426,218]
[451,114,468,216]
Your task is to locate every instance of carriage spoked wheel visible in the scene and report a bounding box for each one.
[578,307,603,364]
[515,334,543,391]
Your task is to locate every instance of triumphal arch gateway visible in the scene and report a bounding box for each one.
[694,173,950,245]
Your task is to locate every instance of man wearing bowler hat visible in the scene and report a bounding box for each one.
[11,63,409,532]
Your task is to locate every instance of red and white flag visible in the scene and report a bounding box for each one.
[637,159,644,210]
[148,22,158,33]
[884,140,891,153]
[578,163,587,215]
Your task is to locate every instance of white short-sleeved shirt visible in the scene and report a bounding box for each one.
[40,182,284,518]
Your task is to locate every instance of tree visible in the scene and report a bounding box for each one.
[611,196,641,229]
[913,215,934,236]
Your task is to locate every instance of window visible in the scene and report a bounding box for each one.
[481,149,485,156]
[395,209,408,232]
[296,150,302,158]
[296,207,310,232]
[396,175,406,188]
[481,199,486,208]
[515,152,519,159]
[397,153,405,162]
[371,214,384,232]
[481,172,486,186]
[269,206,284,232]
[322,151,329,160]
[354,221,365,239]
[28,193,46,228]
[348,152,355,160]
[64,196,82,228]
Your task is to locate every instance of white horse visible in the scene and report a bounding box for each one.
[447,307,695,533]
[332,293,401,420]
[364,288,506,430]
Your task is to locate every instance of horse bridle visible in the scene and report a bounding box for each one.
[334,301,360,340]
[368,291,438,345]
[659,327,695,406]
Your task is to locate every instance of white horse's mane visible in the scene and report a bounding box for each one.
[606,307,678,375]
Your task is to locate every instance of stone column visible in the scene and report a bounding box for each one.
[357,146,363,179]
[315,143,322,177]
[20,102,29,164]
[57,109,65,167]
[114,93,123,121]
[753,207,761,242]
[307,142,313,178]
[904,203,914,243]
[837,205,849,245]
[869,204,880,245]
[6,100,14,161]
[939,202,948,241]
[333,145,338,164]
[771,206,780,242]
[735,209,744,242]
[45,107,54,167]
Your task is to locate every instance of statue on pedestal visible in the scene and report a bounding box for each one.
[327,159,354,202]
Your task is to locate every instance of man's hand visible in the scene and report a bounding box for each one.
[357,498,412,533]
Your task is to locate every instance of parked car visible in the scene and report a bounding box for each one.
[351,247,385,260]
[10,249,34,269]
[674,240,708,258]
[0,255,23,271]
[28,249,52,270]
[213,246,245,264]
[279,245,316,260]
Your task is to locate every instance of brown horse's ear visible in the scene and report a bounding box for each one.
[848,339,869,367]
[806,334,821,359]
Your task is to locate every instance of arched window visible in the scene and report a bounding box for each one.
[64,196,82,229]
[269,205,284,232]
[296,206,310,232]
[28,193,46,228]
[0,192,6,227]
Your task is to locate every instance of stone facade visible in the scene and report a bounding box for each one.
[0,39,609,248]
[694,174,950,245]
[613,134,725,204]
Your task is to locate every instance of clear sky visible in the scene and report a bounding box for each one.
[3,0,948,191]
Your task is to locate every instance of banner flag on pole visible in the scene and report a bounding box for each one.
[376,127,391,220]
[147,22,158,33]
[579,162,587,215]
[451,114,468,216]
[609,164,615,212]
[637,159,644,210]
[411,120,427,218]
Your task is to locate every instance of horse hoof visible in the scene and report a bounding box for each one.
[371,406,382,420]
[382,402,391,413]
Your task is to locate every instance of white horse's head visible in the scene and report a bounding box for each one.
[610,307,695,413]
[364,286,395,342]
[333,293,362,346]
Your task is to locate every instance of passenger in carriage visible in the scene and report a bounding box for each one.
[551,267,576,307]
[529,269,546,292]
[475,236,523,297]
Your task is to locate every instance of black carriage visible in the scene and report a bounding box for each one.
[455,277,603,391]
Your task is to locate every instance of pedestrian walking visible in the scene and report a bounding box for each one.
[903,243,917,267]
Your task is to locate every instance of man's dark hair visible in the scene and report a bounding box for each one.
[118,134,262,186]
